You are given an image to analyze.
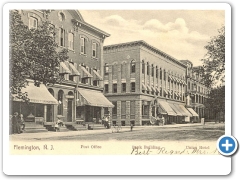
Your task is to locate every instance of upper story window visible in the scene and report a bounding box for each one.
[68,33,74,50]
[142,60,145,74]
[59,12,65,22]
[59,28,65,47]
[104,84,109,93]
[29,17,38,29]
[164,70,166,81]
[122,83,126,93]
[131,82,136,92]
[188,82,190,90]
[113,84,117,93]
[92,43,97,58]
[104,63,109,75]
[80,37,86,54]
[160,68,162,80]
[156,66,158,78]
[131,60,136,73]
[151,64,154,77]
[147,62,150,75]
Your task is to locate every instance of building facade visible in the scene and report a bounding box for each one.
[11,10,113,128]
[180,60,209,122]
[103,41,198,126]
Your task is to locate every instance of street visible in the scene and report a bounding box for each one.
[10,122,225,141]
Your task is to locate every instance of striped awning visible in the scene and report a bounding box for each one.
[146,85,151,91]
[187,108,199,117]
[60,62,71,74]
[80,66,93,78]
[158,100,176,116]
[142,83,147,91]
[68,62,80,76]
[93,70,103,80]
[12,81,58,105]
[179,105,192,117]
[169,103,183,116]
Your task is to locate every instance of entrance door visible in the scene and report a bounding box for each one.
[67,99,73,122]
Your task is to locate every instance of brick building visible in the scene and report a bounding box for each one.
[103,41,198,126]
[180,60,209,122]
[11,10,113,128]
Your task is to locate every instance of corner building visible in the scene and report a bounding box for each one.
[103,41,196,126]
[11,10,113,128]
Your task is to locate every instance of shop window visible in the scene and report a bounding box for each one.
[121,121,125,126]
[142,103,149,119]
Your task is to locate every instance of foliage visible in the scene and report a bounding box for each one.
[10,10,68,100]
[201,25,225,88]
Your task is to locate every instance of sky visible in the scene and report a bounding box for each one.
[80,10,224,66]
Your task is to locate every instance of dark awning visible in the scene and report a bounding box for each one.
[12,81,58,105]
[77,88,114,107]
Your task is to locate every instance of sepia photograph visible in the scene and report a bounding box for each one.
[2,2,233,176]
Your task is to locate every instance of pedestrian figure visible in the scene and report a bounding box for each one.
[162,116,165,126]
[54,122,60,132]
[12,112,21,134]
[19,114,25,131]
[130,123,133,131]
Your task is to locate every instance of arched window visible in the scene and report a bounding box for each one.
[131,60,136,73]
[48,88,54,96]
[68,32,74,50]
[142,60,145,74]
[147,62,149,75]
[59,12,65,21]
[29,16,38,29]
[58,90,64,115]
[151,64,154,77]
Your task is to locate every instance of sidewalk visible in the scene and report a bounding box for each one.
[10,122,205,141]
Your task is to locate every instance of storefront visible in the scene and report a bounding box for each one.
[76,88,114,123]
[11,81,58,124]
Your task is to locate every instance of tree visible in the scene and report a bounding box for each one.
[10,10,68,100]
[201,25,225,88]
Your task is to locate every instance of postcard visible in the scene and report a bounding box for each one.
[3,2,233,176]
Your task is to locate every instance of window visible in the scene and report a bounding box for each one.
[29,17,38,29]
[188,82,190,90]
[57,90,64,115]
[130,101,135,119]
[147,62,149,75]
[59,28,65,47]
[164,70,166,81]
[68,33,74,50]
[113,84,117,93]
[59,12,65,21]
[81,78,88,84]
[80,37,86,54]
[142,60,145,74]
[104,63,109,75]
[122,83,126,93]
[131,60,136,73]
[93,80,99,86]
[142,103,149,118]
[151,64,154,77]
[156,67,158,78]
[92,43,97,58]
[160,68,162,80]
[131,82,135,92]
[121,101,126,119]
[104,84,109,93]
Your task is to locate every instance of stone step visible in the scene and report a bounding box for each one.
[24,128,48,133]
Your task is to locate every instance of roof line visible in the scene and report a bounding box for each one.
[104,40,187,68]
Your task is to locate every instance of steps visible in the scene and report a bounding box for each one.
[23,122,48,133]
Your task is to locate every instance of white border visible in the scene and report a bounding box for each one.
[2,3,231,176]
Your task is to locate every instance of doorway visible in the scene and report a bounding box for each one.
[67,99,73,122]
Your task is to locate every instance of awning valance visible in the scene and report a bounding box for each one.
[169,103,183,116]
[179,105,192,117]
[68,62,80,76]
[60,62,71,74]
[80,66,93,78]
[93,70,103,80]
[158,100,176,116]
[12,81,58,105]
[77,88,114,107]
[187,108,199,117]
